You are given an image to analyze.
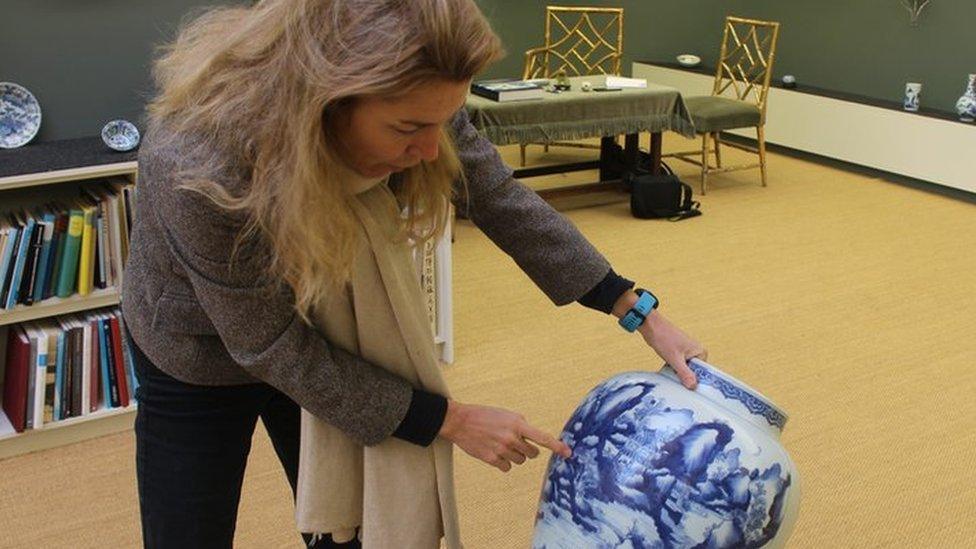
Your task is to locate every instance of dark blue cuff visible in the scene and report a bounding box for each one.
[392,389,448,447]
[577,269,635,314]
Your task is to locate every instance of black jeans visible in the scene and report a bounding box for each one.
[129,335,360,549]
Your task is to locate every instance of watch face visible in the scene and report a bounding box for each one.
[636,288,659,309]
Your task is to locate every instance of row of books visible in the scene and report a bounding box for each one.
[0,177,136,311]
[1,308,136,433]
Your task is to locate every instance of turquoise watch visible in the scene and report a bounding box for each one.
[618,288,659,332]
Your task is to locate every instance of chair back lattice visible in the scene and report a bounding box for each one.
[523,6,624,80]
[712,16,781,115]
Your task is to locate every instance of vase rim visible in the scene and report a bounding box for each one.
[658,358,789,430]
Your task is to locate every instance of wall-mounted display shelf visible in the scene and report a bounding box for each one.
[0,136,137,184]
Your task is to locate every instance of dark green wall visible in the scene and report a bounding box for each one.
[477,0,976,113]
[3,1,973,143]
[0,0,246,143]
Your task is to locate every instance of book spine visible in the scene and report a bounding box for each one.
[5,219,36,309]
[104,318,119,408]
[123,187,134,234]
[24,331,37,430]
[46,213,68,300]
[70,326,84,418]
[61,328,74,419]
[119,190,131,263]
[77,207,96,297]
[53,331,66,421]
[56,210,85,298]
[33,330,49,428]
[2,327,31,432]
[89,318,101,413]
[470,86,501,101]
[109,315,129,406]
[97,205,110,288]
[32,219,56,303]
[81,321,92,416]
[98,319,115,409]
[43,333,56,425]
[0,227,20,304]
[108,195,123,288]
[21,226,45,306]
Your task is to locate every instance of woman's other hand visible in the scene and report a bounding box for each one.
[612,290,706,390]
[438,401,571,472]
[640,310,707,389]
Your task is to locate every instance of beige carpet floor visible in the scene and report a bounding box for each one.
[1,136,974,548]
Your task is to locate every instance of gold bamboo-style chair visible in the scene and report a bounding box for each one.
[519,6,624,166]
[666,16,781,194]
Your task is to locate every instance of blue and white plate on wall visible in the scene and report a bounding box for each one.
[0,82,42,149]
[101,119,141,152]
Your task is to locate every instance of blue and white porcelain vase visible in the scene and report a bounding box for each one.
[903,82,922,112]
[955,74,976,123]
[533,359,800,548]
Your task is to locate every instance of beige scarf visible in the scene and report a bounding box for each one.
[294,176,461,548]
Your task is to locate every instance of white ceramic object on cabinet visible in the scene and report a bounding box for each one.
[955,74,976,122]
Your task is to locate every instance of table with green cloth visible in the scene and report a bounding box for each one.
[465,75,696,198]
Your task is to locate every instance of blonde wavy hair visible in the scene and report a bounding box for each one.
[147,0,502,320]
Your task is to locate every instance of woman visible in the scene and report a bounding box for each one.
[121,0,706,547]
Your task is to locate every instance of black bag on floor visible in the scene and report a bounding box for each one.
[628,172,702,221]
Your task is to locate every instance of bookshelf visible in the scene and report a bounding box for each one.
[0,137,138,459]
[0,136,457,461]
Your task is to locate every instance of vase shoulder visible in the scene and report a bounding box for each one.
[654,358,789,437]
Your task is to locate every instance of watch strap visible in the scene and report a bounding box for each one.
[618,289,658,332]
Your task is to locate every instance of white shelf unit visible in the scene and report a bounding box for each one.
[0,288,120,328]
[632,62,976,194]
[0,404,135,460]
[0,161,138,459]
[0,161,137,192]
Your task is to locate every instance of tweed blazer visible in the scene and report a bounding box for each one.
[120,109,610,446]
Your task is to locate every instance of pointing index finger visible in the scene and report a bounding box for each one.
[520,424,572,458]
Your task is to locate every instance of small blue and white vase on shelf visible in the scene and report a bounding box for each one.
[955,73,976,123]
[903,82,922,112]
[532,359,801,549]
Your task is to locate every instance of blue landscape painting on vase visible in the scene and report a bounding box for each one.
[534,374,792,548]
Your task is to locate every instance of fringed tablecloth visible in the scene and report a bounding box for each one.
[465,76,696,145]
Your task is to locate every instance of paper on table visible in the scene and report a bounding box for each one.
[605,76,648,89]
